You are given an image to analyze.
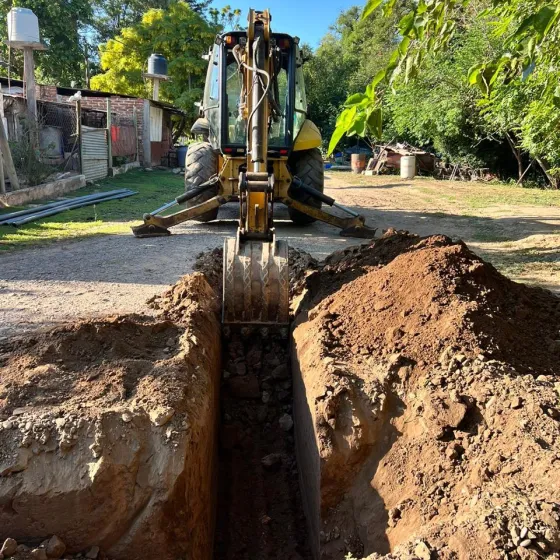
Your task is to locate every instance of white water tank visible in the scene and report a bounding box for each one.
[400,155,416,179]
[7,7,40,44]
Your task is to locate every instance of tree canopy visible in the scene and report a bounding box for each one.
[325,0,560,186]
[90,2,216,119]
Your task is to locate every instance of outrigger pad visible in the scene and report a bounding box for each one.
[340,225,377,239]
[131,224,171,238]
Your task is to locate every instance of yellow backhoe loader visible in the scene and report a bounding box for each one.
[132,9,376,327]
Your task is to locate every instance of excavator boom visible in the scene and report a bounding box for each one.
[222,9,289,327]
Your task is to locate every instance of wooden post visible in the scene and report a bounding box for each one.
[142,99,151,168]
[0,146,5,194]
[76,100,83,174]
[106,98,112,169]
[0,91,5,194]
[23,47,37,122]
[133,106,139,162]
[0,110,20,190]
[153,78,160,101]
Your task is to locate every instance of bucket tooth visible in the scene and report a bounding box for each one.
[131,224,171,238]
[340,225,377,239]
[223,236,289,327]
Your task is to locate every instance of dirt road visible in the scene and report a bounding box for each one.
[1,172,558,338]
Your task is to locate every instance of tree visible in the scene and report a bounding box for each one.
[208,5,242,31]
[90,1,216,121]
[304,4,404,150]
[91,0,211,42]
[0,0,93,87]
[330,0,560,185]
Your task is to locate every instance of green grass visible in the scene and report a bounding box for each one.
[0,169,184,251]
[465,183,560,209]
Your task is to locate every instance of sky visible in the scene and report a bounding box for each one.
[210,0,363,47]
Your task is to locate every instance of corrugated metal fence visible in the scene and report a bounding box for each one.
[81,126,108,182]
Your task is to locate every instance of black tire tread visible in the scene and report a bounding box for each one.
[288,148,324,225]
[185,142,219,222]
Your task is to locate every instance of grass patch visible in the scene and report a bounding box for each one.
[0,169,184,251]
[466,183,560,209]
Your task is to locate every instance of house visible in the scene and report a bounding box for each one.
[0,77,184,169]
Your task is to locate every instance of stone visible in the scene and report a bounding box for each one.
[85,546,99,559]
[279,414,293,432]
[414,541,431,560]
[46,535,66,559]
[227,376,261,399]
[271,364,290,380]
[121,411,133,423]
[1,539,17,557]
[261,453,282,471]
[31,548,48,560]
[510,396,523,409]
[149,406,175,427]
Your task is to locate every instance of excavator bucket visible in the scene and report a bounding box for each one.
[223,236,289,327]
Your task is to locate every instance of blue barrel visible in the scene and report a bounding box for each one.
[177,145,188,167]
[148,53,168,76]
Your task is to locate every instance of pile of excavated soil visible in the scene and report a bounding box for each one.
[150,246,318,321]
[0,273,221,560]
[292,231,560,560]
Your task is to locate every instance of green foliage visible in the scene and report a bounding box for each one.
[90,2,216,120]
[208,5,242,30]
[353,0,560,185]
[0,0,93,86]
[304,5,404,151]
[91,0,211,42]
[328,83,382,155]
[385,17,502,166]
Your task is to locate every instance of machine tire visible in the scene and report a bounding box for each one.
[185,142,219,222]
[288,148,324,225]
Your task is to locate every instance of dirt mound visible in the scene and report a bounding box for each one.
[0,317,182,415]
[292,231,560,559]
[299,230,560,374]
[0,272,221,560]
[150,246,317,319]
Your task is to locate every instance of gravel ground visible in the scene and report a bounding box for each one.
[1,172,559,339]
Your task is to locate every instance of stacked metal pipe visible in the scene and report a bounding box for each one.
[0,189,137,227]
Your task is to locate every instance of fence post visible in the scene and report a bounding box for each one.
[142,99,151,168]
[0,92,20,191]
[0,92,5,194]
[106,98,112,170]
[133,107,139,163]
[76,100,82,174]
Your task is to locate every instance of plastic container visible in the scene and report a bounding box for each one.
[177,145,188,167]
[7,7,40,44]
[400,155,416,179]
[148,53,168,76]
[351,153,366,174]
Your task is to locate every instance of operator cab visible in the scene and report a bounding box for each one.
[198,31,308,158]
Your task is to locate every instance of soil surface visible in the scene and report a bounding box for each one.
[0,273,221,560]
[291,231,560,559]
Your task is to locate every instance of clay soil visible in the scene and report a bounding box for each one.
[292,230,560,559]
[1,232,559,560]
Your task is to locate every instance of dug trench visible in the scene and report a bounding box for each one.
[0,231,560,560]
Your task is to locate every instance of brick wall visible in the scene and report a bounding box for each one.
[35,87,175,167]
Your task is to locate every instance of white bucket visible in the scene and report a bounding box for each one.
[400,155,416,179]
